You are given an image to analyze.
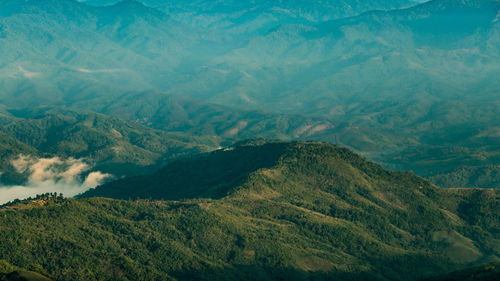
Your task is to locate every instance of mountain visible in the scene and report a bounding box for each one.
[78,90,500,189]
[0,0,193,108]
[1,141,498,280]
[1,271,53,281]
[0,107,217,184]
[429,166,500,189]
[1,260,53,281]
[81,140,288,199]
[0,0,426,109]
[79,91,396,148]
[0,132,38,184]
[423,262,500,281]
[84,0,420,24]
[1,0,498,188]
[192,0,499,112]
[0,1,498,280]
[1,0,498,110]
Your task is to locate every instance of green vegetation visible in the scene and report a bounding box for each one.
[0,271,53,281]
[0,0,498,278]
[422,262,500,281]
[0,107,217,183]
[429,166,500,189]
[79,91,500,189]
[81,140,287,200]
[0,260,53,281]
[0,141,497,281]
[0,0,499,188]
[0,132,38,184]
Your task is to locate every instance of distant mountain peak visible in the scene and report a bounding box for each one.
[104,0,163,14]
[112,0,147,8]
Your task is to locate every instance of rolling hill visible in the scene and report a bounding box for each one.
[80,90,500,189]
[422,262,500,281]
[0,107,217,185]
[0,1,498,280]
[2,141,494,280]
[1,0,498,188]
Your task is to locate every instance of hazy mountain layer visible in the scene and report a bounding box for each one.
[2,100,498,189]
[83,0,420,25]
[1,0,498,113]
[75,91,500,188]
[0,1,498,280]
[1,0,498,188]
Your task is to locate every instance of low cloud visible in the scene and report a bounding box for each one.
[0,155,112,204]
[17,66,41,78]
[76,68,124,73]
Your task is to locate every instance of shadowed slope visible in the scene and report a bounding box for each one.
[422,262,500,281]
[81,141,288,199]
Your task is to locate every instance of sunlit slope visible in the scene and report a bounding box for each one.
[79,91,500,189]
[1,141,498,280]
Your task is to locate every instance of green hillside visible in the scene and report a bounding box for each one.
[0,108,217,183]
[423,262,500,281]
[0,0,499,188]
[0,271,53,281]
[1,257,53,281]
[0,132,38,184]
[1,141,497,281]
[81,140,288,200]
[0,0,498,280]
[80,91,500,189]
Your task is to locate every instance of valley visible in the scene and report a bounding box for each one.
[0,0,498,188]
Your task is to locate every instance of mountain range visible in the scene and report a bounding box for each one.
[0,1,499,279]
[1,141,499,281]
[0,107,217,185]
[0,0,498,188]
[1,0,497,110]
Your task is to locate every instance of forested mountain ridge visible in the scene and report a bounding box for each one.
[82,140,441,200]
[0,0,498,280]
[422,262,500,281]
[82,0,421,24]
[0,108,217,185]
[1,0,498,188]
[0,141,498,280]
[1,0,497,112]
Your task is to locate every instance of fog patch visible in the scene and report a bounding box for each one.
[17,66,41,78]
[76,68,124,73]
[83,172,110,189]
[0,155,112,204]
